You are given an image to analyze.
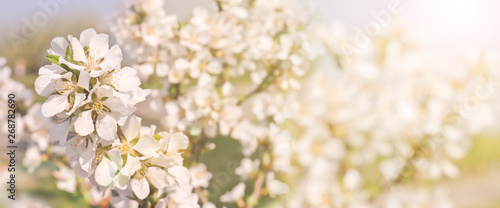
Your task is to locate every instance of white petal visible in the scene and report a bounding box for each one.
[113,67,140,92]
[146,167,167,189]
[133,135,159,156]
[128,88,151,105]
[58,58,86,70]
[90,69,107,77]
[107,148,123,167]
[34,75,56,97]
[42,95,68,117]
[49,37,68,56]
[131,177,149,200]
[77,70,91,91]
[79,28,97,46]
[71,37,86,62]
[168,132,189,152]
[49,119,71,144]
[89,34,109,59]
[96,114,118,141]
[68,93,87,115]
[95,158,117,186]
[121,154,141,177]
[232,182,246,199]
[74,110,94,136]
[168,166,191,185]
[39,64,65,75]
[145,153,175,168]
[78,152,94,176]
[98,45,122,72]
[220,182,245,203]
[121,115,141,142]
[115,173,130,190]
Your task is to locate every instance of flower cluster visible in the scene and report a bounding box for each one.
[112,0,316,134]
[8,1,500,208]
[34,29,195,205]
[111,0,317,206]
[35,28,150,143]
[0,57,33,138]
[281,25,500,207]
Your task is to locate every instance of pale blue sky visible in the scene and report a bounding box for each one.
[1,0,498,56]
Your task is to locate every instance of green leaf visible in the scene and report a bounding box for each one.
[68,93,75,105]
[65,45,75,64]
[46,54,60,64]
[60,63,76,74]
[153,134,162,141]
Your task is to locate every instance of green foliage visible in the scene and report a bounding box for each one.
[46,54,60,65]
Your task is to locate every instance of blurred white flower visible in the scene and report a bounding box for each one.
[190,163,212,188]
[220,182,245,203]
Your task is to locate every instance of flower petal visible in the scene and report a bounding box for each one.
[48,37,68,57]
[39,64,65,75]
[71,37,86,62]
[49,119,71,144]
[96,114,118,141]
[98,45,122,72]
[146,167,167,189]
[114,173,130,190]
[79,28,97,47]
[145,154,175,168]
[34,75,56,97]
[121,154,141,177]
[68,93,87,115]
[77,70,91,91]
[133,134,159,156]
[112,67,140,92]
[130,177,149,200]
[168,132,189,152]
[94,158,117,186]
[121,115,141,142]
[128,88,151,105]
[107,148,123,167]
[42,95,68,117]
[168,166,191,186]
[89,34,109,59]
[75,110,94,136]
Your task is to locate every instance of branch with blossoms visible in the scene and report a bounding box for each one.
[3,0,499,207]
[109,0,317,207]
[34,28,198,207]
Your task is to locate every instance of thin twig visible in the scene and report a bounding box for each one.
[237,67,277,105]
[247,171,266,208]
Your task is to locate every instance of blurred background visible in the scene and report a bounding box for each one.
[3,0,500,83]
[0,0,499,207]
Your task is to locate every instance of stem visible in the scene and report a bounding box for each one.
[247,171,266,208]
[215,0,223,12]
[391,142,427,184]
[191,131,208,163]
[140,197,149,208]
[195,187,209,204]
[374,137,432,201]
[237,67,277,105]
